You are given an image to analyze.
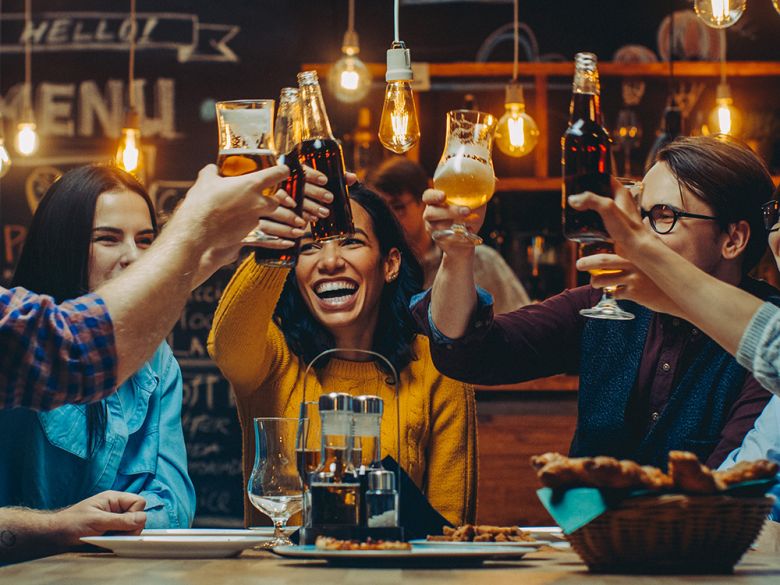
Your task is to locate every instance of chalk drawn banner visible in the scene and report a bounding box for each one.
[0,12,239,63]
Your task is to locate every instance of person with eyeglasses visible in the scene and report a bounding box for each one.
[572,169,780,524]
[413,136,775,470]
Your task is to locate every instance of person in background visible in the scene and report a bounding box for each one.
[415,136,775,470]
[209,185,477,527]
[367,157,530,313]
[2,165,195,531]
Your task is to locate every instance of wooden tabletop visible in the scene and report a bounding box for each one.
[4,548,780,585]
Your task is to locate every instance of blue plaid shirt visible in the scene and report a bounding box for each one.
[0,286,117,410]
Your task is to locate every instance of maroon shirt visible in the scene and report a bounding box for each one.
[412,280,775,468]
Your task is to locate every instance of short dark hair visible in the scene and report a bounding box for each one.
[367,157,430,202]
[12,164,156,453]
[273,184,424,377]
[655,136,774,273]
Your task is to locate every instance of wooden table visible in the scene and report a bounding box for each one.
[4,548,780,585]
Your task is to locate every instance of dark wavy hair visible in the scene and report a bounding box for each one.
[273,184,424,378]
[12,164,157,452]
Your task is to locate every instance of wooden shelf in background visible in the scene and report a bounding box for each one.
[475,374,579,393]
[303,61,780,79]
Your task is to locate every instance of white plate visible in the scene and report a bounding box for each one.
[409,538,550,548]
[272,544,532,567]
[81,535,273,558]
[141,529,260,537]
[519,526,565,541]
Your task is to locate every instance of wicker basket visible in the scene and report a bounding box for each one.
[566,494,774,574]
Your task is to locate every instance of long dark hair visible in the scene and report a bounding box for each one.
[273,185,424,378]
[12,165,157,452]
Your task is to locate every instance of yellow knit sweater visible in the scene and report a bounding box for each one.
[207,257,477,527]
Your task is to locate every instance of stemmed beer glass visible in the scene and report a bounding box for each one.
[578,177,643,320]
[248,417,303,548]
[431,110,498,246]
[215,99,280,246]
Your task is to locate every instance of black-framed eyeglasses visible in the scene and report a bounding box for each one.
[640,204,720,235]
[762,200,780,233]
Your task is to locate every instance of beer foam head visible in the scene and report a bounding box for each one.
[221,108,271,148]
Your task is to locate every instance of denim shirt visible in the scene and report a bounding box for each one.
[0,343,195,528]
[720,395,780,522]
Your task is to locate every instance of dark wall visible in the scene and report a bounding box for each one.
[0,0,777,525]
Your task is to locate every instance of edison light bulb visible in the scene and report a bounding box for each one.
[774,0,780,15]
[694,0,746,28]
[705,83,743,136]
[495,83,539,158]
[0,140,11,178]
[378,44,420,154]
[14,121,39,156]
[329,32,371,104]
[115,126,144,176]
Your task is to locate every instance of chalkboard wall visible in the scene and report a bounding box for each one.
[1,0,778,526]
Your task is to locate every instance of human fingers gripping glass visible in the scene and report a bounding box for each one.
[640,204,719,235]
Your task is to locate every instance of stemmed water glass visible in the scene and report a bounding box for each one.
[248,417,303,548]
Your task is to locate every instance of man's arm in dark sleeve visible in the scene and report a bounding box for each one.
[0,287,117,411]
[705,373,773,468]
[411,286,597,385]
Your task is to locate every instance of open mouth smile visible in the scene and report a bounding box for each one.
[313,279,359,308]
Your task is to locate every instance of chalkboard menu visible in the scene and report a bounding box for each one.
[167,265,244,527]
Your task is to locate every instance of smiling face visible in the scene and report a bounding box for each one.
[87,189,156,291]
[641,162,732,276]
[295,202,401,346]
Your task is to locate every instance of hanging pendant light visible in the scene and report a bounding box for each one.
[329,0,371,103]
[115,0,145,180]
[378,0,420,153]
[702,30,743,137]
[14,0,39,157]
[495,0,538,158]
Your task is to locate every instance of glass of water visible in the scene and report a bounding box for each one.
[248,417,303,548]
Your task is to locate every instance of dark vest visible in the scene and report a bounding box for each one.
[571,301,749,468]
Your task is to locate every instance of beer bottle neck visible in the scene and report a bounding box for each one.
[570,61,602,124]
[569,92,603,125]
[275,100,302,155]
[299,83,335,141]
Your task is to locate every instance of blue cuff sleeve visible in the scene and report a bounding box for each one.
[411,287,494,345]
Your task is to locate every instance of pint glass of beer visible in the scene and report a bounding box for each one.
[216,99,279,245]
[431,109,497,246]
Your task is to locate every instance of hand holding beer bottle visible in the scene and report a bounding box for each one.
[431,109,498,246]
[562,52,634,321]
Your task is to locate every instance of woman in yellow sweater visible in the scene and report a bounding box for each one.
[208,185,476,527]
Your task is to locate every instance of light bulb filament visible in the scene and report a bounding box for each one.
[507,115,526,148]
[340,70,359,91]
[15,122,39,156]
[711,0,730,23]
[117,127,142,173]
[716,103,732,135]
